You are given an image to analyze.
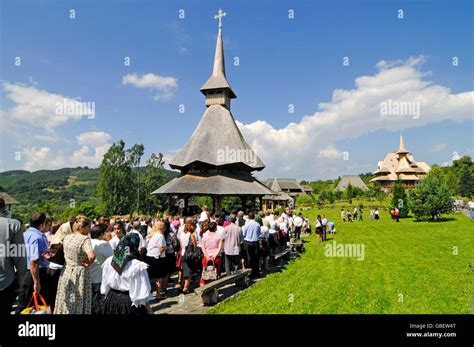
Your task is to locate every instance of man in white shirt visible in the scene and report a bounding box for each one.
[293,213,303,240]
[321,215,328,241]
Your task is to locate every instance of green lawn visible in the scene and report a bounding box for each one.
[208,207,473,314]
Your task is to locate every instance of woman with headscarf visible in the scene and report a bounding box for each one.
[101,233,153,314]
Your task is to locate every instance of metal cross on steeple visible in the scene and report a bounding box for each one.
[214,9,227,28]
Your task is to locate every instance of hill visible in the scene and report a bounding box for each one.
[0,166,178,222]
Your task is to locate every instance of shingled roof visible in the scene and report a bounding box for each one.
[336,175,369,191]
[152,172,274,196]
[264,178,304,192]
[0,192,19,205]
[169,105,265,171]
[370,135,430,184]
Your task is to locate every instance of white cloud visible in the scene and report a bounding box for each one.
[23,147,52,171]
[1,81,94,130]
[237,56,474,179]
[317,145,344,159]
[430,143,448,153]
[122,73,178,101]
[33,135,63,143]
[162,149,180,171]
[22,131,112,171]
[76,131,111,146]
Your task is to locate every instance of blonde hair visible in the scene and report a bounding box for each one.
[73,215,91,232]
[147,220,165,240]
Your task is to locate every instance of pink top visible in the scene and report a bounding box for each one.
[202,231,222,257]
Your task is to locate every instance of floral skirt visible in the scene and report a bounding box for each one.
[54,265,91,314]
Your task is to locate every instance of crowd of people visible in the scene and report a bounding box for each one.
[0,199,320,315]
[2,187,473,317]
[341,207,381,222]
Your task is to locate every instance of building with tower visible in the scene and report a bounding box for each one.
[152,10,275,212]
[370,135,430,191]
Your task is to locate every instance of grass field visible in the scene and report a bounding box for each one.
[208,206,473,314]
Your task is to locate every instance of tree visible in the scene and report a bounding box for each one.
[194,196,213,210]
[408,168,453,221]
[392,180,409,217]
[129,144,145,212]
[319,190,328,203]
[309,180,334,195]
[296,194,313,207]
[327,191,335,204]
[459,166,474,197]
[97,140,135,215]
[345,183,354,204]
[222,196,241,211]
[334,190,343,201]
[365,184,379,200]
[140,153,166,214]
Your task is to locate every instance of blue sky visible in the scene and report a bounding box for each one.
[0,0,473,180]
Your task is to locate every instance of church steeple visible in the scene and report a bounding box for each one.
[200,9,236,109]
[396,134,409,155]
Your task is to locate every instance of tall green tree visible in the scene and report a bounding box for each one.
[459,166,474,197]
[319,190,328,203]
[327,191,335,204]
[392,179,409,217]
[129,144,145,212]
[334,190,343,201]
[345,183,354,204]
[408,168,453,221]
[140,153,166,214]
[97,140,135,215]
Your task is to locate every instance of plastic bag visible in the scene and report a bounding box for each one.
[20,293,51,315]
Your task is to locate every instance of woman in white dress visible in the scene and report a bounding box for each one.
[101,233,153,314]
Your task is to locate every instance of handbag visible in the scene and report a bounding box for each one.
[20,293,51,315]
[201,259,218,281]
[183,234,198,262]
[41,243,65,266]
